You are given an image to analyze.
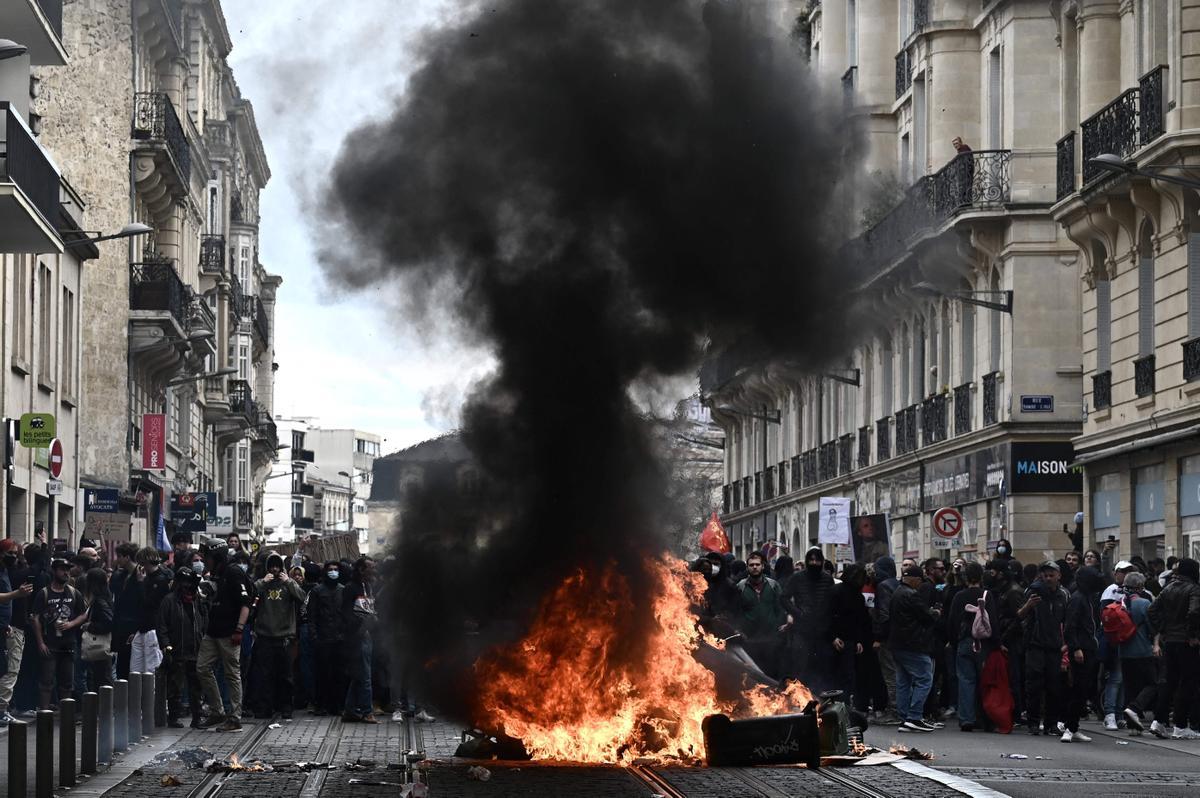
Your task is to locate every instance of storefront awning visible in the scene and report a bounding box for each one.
[1072,424,1200,468]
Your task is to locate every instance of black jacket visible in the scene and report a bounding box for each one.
[111,568,142,637]
[86,596,114,637]
[830,580,871,647]
[947,585,989,644]
[782,568,835,641]
[139,567,173,633]
[310,581,345,643]
[888,582,939,654]
[1148,577,1200,643]
[157,592,208,661]
[1064,566,1104,656]
[995,580,1026,650]
[1022,579,1070,650]
[870,557,898,642]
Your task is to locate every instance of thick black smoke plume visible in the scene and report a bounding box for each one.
[323,0,857,718]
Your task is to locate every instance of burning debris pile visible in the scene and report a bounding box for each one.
[205,754,273,773]
[323,0,856,766]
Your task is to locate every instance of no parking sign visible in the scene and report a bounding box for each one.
[932,506,964,547]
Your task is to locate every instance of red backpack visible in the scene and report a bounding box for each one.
[1101,595,1136,645]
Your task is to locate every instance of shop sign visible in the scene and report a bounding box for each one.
[921,444,1007,512]
[18,413,55,448]
[142,414,166,470]
[83,488,128,541]
[1009,442,1083,494]
[170,491,218,533]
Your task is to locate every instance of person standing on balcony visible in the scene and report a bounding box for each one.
[952,137,974,206]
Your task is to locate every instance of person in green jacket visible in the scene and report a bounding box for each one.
[736,551,788,679]
[248,553,307,718]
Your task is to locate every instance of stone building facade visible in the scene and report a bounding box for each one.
[708,1,1085,566]
[29,0,280,546]
[1051,0,1200,563]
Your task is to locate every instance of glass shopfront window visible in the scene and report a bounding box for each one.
[1092,472,1121,542]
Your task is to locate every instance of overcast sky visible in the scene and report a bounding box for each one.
[222,0,487,455]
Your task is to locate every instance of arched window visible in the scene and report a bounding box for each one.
[900,324,911,407]
[989,269,1002,373]
[881,335,894,417]
[1138,221,1155,358]
[940,300,952,391]
[913,317,926,402]
[960,283,975,384]
[1093,240,1112,374]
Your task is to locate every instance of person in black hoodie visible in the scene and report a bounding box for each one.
[773,555,794,583]
[310,561,347,716]
[1062,565,1103,742]
[986,558,1027,724]
[831,563,871,703]
[870,556,901,724]
[1148,557,1200,738]
[948,562,993,731]
[1020,561,1070,735]
[782,547,836,693]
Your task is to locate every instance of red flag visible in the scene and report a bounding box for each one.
[699,511,731,554]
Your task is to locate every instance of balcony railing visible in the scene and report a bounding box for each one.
[1056,131,1076,200]
[228,378,254,420]
[777,460,788,497]
[188,292,216,334]
[129,258,187,330]
[953,383,972,436]
[790,454,802,491]
[921,393,948,446]
[200,234,225,274]
[838,434,853,476]
[895,50,912,99]
[741,478,750,508]
[876,417,891,462]
[818,442,837,483]
[132,92,191,184]
[857,426,870,469]
[1093,370,1112,409]
[1184,339,1200,383]
[229,273,245,318]
[293,516,315,531]
[802,449,818,487]
[1134,354,1156,397]
[2,102,60,226]
[754,471,762,504]
[895,406,918,455]
[722,484,731,514]
[982,371,999,425]
[252,296,270,345]
[299,483,315,497]
[1081,65,1167,186]
[930,150,1011,218]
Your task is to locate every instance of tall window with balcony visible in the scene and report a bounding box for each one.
[1136,222,1156,397]
[913,78,927,176]
[899,325,910,407]
[1187,217,1200,381]
[988,47,1002,149]
[60,287,75,400]
[13,256,29,366]
[913,318,926,401]
[37,263,53,385]
[939,301,951,393]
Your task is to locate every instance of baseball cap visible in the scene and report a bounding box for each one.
[1039,560,1061,572]
[902,565,924,579]
[1114,560,1135,571]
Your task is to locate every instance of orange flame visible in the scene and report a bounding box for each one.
[474,556,813,763]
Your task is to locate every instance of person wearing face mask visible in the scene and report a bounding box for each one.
[342,557,379,723]
[158,567,208,728]
[195,546,253,731]
[1020,561,1071,735]
[310,561,347,716]
[248,554,306,719]
[781,547,836,693]
[994,538,1014,562]
[30,558,85,710]
[0,539,34,724]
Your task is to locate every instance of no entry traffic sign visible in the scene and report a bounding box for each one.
[48,438,64,479]
[932,506,964,540]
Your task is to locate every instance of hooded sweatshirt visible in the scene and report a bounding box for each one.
[871,556,898,643]
[782,547,834,641]
[253,555,307,638]
[1064,565,1102,656]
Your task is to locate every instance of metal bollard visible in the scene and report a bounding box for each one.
[35,710,54,798]
[59,697,76,788]
[141,671,155,737]
[128,671,142,742]
[7,719,28,798]
[81,691,98,775]
[99,685,114,764]
[114,679,129,752]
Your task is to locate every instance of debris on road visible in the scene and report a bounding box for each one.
[1116,741,1130,745]
[160,774,182,786]
[150,747,214,769]
[204,754,273,773]
[267,723,282,729]
[1000,753,1028,760]
[888,744,933,761]
[467,765,492,781]
[348,778,404,787]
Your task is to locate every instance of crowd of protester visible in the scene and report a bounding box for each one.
[0,532,397,731]
[696,536,1200,740]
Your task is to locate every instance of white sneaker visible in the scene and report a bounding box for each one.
[1056,721,1066,733]
[1104,713,1118,731]
[1150,720,1170,738]
[415,710,436,723]
[1171,726,1200,740]
[1060,730,1074,742]
[1073,731,1092,742]
[1123,708,1144,732]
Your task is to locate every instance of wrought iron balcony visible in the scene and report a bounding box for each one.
[921,393,948,446]
[1134,354,1156,397]
[876,417,891,462]
[722,484,731,514]
[299,482,315,497]
[252,296,270,346]
[754,471,762,504]
[790,454,802,491]
[818,442,837,483]
[802,449,818,486]
[1184,339,1200,383]
[1093,370,1112,409]
[763,466,775,501]
[982,371,999,426]
[777,461,789,497]
[200,234,225,274]
[130,258,187,331]
[229,273,245,318]
[953,383,972,436]
[1056,131,1075,200]
[1081,65,1167,186]
[839,434,854,476]
[895,50,912,99]
[895,406,918,455]
[858,426,870,469]
[228,378,254,420]
[930,150,1011,217]
[1,102,60,227]
[131,92,191,185]
[741,478,750,508]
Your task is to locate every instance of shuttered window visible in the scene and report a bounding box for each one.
[1096,279,1112,372]
[1139,239,1155,357]
[882,338,894,416]
[1189,232,1200,339]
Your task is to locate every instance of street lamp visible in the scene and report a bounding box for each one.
[1087,153,1200,191]
[61,222,153,247]
[912,281,1014,314]
[0,40,28,61]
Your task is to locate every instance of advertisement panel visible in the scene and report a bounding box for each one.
[170,491,218,534]
[1009,441,1083,494]
[921,444,1007,512]
[83,488,128,541]
[142,414,166,471]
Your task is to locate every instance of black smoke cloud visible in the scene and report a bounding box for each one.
[323,0,857,717]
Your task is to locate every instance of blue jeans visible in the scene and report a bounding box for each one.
[956,639,981,725]
[1103,656,1122,716]
[344,635,373,717]
[893,649,934,722]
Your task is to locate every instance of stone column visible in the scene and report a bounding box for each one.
[927,31,981,170]
[1077,5,1122,119]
